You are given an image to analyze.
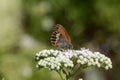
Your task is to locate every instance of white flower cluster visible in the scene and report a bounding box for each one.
[35,48,112,70]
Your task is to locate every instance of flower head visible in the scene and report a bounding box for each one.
[35,48,112,71]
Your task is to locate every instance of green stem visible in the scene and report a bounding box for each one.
[57,65,86,80]
[58,70,65,80]
[71,65,87,79]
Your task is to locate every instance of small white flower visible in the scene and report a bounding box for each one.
[64,64,68,67]
[56,66,60,70]
[100,58,104,62]
[109,64,112,69]
[83,58,87,62]
[105,66,109,70]
[89,58,94,63]
[57,63,61,66]
[92,62,96,66]
[79,56,84,59]
[77,60,81,63]
[70,64,74,67]
[36,57,39,60]
[97,63,101,68]
[81,61,85,64]
[36,53,40,56]
[88,62,92,66]
[51,65,55,69]
[36,65,39,69]
[50,49,54,53]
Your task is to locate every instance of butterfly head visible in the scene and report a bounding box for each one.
[51,24,73,49]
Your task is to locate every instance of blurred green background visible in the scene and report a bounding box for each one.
[0,0,120,80]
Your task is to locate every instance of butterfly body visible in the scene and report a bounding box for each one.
[51,24,73,49]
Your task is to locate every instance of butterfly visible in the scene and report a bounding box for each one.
[51,24,73,49]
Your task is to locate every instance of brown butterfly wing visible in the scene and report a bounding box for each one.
[55,24,72,44]
[51,24,72,47]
